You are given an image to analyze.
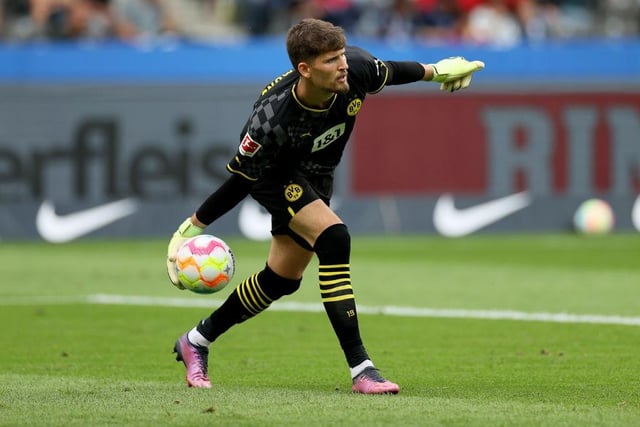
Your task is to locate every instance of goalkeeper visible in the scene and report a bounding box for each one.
[167,18,484,394]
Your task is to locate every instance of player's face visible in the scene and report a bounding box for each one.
[309,48,349,95]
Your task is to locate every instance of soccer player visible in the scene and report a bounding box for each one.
[167,18,484,394]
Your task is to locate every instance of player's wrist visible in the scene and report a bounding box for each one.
[423,64,436,82]
[168,217,205,259]
[175,217,204,238]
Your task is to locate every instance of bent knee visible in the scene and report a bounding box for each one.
[314,223,350,260]
[259,264,302,298]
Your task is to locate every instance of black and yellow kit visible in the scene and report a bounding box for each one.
[195,46,425,236]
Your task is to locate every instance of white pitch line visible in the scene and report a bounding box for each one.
[86,294,640,327]
[3,294,640,327]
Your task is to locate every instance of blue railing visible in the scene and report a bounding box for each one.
[0,37,638,84]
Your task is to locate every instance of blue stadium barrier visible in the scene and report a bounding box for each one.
[0,37,638,84]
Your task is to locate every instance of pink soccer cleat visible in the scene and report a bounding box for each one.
[352,367,400,394]
[173,333,212,388]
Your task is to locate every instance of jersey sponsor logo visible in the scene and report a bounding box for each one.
[312,123,345,153]
[347,98,362,116]
[284,183,303,202]
[239,133,261,157]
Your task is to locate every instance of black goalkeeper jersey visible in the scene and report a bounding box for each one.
[227,46,390,186]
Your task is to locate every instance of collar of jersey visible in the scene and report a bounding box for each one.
[291,83,337,112]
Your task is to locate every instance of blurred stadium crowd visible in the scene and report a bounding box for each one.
[0,0,639,46]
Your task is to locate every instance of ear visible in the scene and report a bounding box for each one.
[297,62,312,79]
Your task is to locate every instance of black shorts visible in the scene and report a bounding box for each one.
[249,173,333,250]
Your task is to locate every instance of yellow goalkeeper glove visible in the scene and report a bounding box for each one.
[166,217,204,289]
[431,57,485,92]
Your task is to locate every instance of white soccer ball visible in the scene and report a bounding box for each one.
[175,235,235,294]
[573,199,615,235]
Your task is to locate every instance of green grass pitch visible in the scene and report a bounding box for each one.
[1,234,639,426]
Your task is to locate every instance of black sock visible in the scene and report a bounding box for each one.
[314,224,369,368]
[197,265,301,342]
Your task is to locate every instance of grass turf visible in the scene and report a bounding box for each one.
[1,234,639,426]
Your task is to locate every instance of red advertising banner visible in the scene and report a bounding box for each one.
[352,93,640,196]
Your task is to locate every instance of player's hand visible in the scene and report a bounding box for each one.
[431,57,485,92]
[167,217,204,289]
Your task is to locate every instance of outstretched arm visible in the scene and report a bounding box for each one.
[384,57,485,92]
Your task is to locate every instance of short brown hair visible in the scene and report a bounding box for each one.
[286,19,346,69]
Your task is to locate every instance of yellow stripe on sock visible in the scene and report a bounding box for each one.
[236,275,261,315]
[322,294,355,303]
[319,264,350,270]
[320,278,351,286]
[320,284,353,294]
[245,275,271,310]
[236,287,260,315]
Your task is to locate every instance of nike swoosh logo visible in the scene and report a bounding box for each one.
[433,192,532,237]
[632,195,640,232]
[36,198,138,243]
[238,199,272,241]
[237,197,345,241]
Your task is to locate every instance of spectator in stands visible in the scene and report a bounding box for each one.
[513,0,560,43]
[315,0,361,34]
[234,0,280,35]
[556,0,595,37]
[598,0,640,37]
[414,0,462,43]
[30,0,65,37]
[5,0,118,40]
[461,0,522,46]
[68,0,119,40]
[111,0,179,40]
[0,0,633,43]
[0,0,70,39]
[161,0,244,40]
[287,0,323,31]
[369,0,417,42]
[348,0,385,38]
[1,0,37,39]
